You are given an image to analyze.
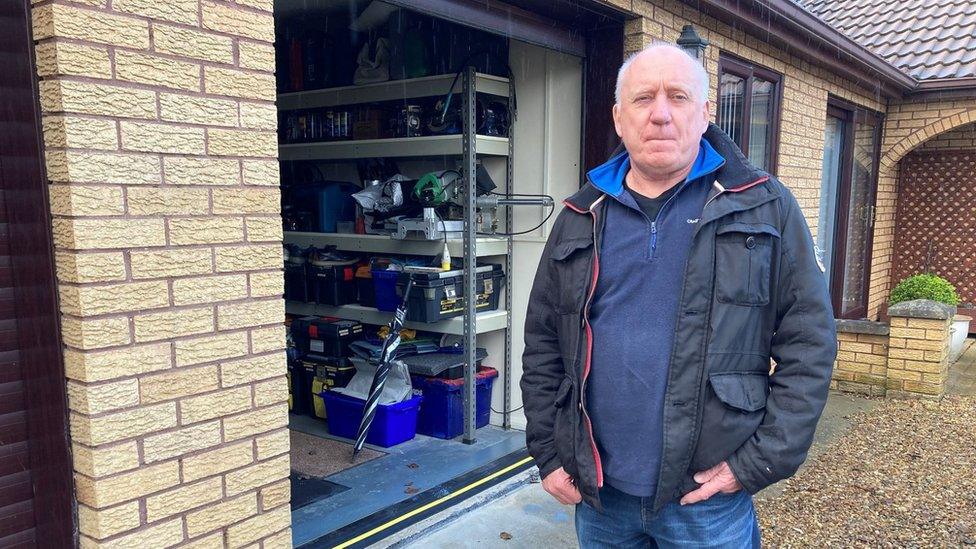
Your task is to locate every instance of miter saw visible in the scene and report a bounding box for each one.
[392,166,553,240]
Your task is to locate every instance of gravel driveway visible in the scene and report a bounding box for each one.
[755,395,976,547]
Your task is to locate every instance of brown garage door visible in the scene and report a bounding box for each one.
[0,1,74,546]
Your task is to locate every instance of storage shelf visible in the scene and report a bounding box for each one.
[278,134,509,160]
[285,301,508,335]
[277,72,510,110]
[284,231,508,257]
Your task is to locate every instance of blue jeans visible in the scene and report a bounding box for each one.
[575,483,762,548]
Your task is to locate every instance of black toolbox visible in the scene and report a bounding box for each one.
[400,348,489,379]
[355,264,375,307]
[299,354,357,419]
[308,257,359,306]
[291,316,363,358]
[395,264,505,323]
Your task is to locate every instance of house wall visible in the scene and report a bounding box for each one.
[31,0,290,546]
[872,97,976,317]
[918,122,976,150]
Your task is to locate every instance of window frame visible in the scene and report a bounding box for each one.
[716,53,783,175]
[822,96,883,319]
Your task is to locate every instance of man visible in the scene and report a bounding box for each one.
[519,42,837,547]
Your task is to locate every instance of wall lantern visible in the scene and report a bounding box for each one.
[676,24,709,63]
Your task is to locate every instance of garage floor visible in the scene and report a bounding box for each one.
[288,414,526,547]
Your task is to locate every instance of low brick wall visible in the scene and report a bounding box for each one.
[830,300,957,401]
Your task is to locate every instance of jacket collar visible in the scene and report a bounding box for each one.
[565,123,777,214]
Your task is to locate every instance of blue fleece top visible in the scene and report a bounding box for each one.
[586,138,725,497]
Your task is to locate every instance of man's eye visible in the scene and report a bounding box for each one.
[673,94,688,101]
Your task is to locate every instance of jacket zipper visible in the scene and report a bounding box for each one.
[650,221,657,256]
[580,195,605,488]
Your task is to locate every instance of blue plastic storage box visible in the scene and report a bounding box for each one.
[410,367,497,439]
[322,390,423,447]
[314,181,357,233]
[371,269,401,311]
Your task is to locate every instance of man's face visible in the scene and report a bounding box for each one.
[613,49,710,178]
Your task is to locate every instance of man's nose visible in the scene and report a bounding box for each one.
[649,98,671,125]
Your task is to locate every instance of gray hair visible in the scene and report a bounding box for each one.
[614,42,710,105]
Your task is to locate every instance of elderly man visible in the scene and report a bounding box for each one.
[519,43,836,547]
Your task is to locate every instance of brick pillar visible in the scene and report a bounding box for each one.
[831,320,890,396]
[886,299,956,400]
[31,1,290,546]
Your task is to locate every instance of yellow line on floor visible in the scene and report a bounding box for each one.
[333,455,534,548]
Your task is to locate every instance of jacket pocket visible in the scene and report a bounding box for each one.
[549,238,593,314]
[552,375,580,481]
[714,222,779,306]
[709,372,769,412]
[689,371,769,472]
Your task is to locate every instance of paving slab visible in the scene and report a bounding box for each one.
[390,390,877,548]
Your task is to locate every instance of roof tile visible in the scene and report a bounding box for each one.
[799,0,976,79]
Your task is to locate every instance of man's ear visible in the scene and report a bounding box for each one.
[612,102,623,138]
[701,99,711,131]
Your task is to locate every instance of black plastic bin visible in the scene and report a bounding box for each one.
[284,262,310,302]
[395,264,505,323]
[289,358,316,417]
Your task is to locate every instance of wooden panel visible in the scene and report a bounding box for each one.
[0,442,30,479]
[892,149,976,304]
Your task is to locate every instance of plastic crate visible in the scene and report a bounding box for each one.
[322,391,423,447]
[371,269,401,311]
[410,367,497,439]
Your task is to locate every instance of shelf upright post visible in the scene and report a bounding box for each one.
[503,74,514,430]
[461,65,478,444]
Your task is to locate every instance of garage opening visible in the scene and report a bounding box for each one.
[271,1,623,545]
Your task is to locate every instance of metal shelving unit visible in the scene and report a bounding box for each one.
[277,71,510,110]
[279,67,514,444]
[278,134,509,161]
[283,232,508,257]
[284,302,508,335]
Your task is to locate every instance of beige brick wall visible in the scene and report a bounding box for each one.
[33,0,290,546]
[868,98,976,318]
[917,122,976,150]
[830,331,889,396]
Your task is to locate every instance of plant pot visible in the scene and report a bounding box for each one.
[950,315,972,359]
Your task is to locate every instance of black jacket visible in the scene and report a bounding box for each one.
[519,124,837,512]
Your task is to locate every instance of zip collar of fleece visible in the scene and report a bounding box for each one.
[566,124,772,214]
[584,136,725,201]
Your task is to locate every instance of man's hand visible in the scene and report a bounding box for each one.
[679,460,743,505]
[542,467,583,505]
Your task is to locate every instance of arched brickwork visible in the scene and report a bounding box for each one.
[867,106,976,319]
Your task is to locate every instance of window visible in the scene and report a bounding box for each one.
[817,98,882,319]
[716,54,782,174]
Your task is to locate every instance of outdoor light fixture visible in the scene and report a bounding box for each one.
[676,24,709,63]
